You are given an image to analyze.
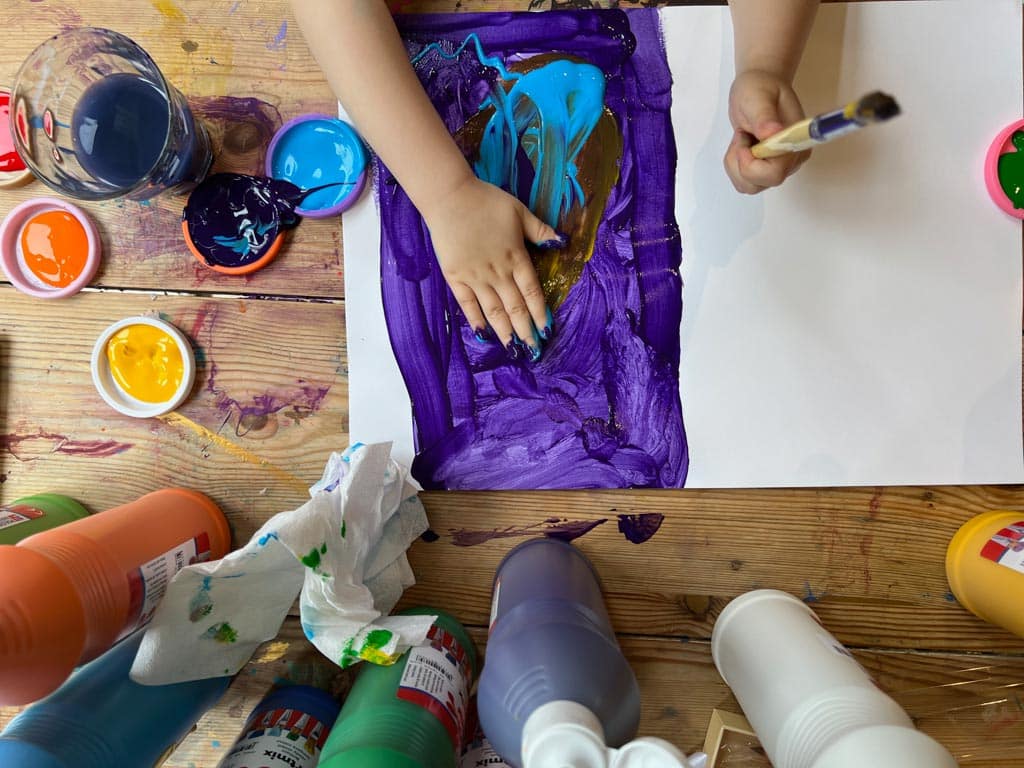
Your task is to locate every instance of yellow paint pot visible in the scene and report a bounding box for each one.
[91,316,195,418]
[946,510,1024,638]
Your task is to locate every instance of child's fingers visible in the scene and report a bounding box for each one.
[495,276,542,361]
[725,132,766,195]
[474,284,515,349]
[511,254,550,340]
[450,281,490,342]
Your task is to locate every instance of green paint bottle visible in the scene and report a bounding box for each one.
[0,494,89,546]
[319,607,479,768]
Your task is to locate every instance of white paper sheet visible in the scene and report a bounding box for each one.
[345,1,1024,488]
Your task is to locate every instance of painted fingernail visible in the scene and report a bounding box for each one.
[506,334,524,360]
[539,307,555,341]
[537,232,569,250]
[474,326,494,344]
[527,343,542,363]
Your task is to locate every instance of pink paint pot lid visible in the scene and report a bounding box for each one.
[0,197,101,299]
[985,119,1024,220]
[0,86,33,189]
[266,113,368,219]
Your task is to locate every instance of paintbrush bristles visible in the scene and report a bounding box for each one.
[855,91,901,123]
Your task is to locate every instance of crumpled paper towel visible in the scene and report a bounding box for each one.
[130,442,436,684]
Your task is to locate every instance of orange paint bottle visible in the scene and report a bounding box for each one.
[0,488,230,705]
[946,510,1024,638]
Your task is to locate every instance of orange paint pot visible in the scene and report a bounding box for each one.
[0,198,100,298]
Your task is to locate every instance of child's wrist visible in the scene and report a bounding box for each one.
[417,168,477,225]
[735,58,796,84]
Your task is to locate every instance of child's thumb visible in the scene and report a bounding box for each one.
[520,207,561,246]
[740,98,786,141]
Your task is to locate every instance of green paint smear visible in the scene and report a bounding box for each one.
[321,542,327,554]
[340,629,395,668]
[998,131,1024,209]
[341,520,347,538]
[206,622,238,644]
[301,546,322,570]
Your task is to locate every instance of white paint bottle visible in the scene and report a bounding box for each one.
[712,589,959,768]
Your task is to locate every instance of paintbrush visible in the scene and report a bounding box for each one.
[751,91,901,159]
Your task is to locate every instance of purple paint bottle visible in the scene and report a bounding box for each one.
[478,539,703,768]
[478,538,639,764]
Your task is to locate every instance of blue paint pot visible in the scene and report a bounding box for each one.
[266,114,368,219]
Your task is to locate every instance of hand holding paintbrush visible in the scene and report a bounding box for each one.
[751,91,902,158]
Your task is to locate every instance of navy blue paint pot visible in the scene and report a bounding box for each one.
[182,173,302,275]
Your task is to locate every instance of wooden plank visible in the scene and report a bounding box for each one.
[4,618,1011,767]
[401,487,1024,653]
[0,286,346,533]
[0,0,342,298]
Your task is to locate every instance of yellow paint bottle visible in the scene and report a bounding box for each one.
[946,511,1024,637]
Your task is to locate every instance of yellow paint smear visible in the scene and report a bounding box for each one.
[253,640,290,664]
[159,412,309,494]
[151,0,187,21]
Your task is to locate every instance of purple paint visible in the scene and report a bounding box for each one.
[1,430,133,460]
[379,11,687,490]
[449,517,606,547]
[205,362,331,436]
[616,513,665,544]
[183,173,302,269]
[268,20,288,51]
[188,96,282,177]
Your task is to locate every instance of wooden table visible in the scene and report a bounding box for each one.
[1,1,1023,766]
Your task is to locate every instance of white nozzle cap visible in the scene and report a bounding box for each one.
[522,701,707,768]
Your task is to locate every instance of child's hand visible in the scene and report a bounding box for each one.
[423,175,559,360]
[725,69,811,194]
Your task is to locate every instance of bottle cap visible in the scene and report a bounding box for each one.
[0,197,100,299]
[521,701,705,768]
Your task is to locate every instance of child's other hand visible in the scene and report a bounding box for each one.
[725,69,811,194]
[423,175,559,360]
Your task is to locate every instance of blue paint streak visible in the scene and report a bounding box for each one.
[302,621,315,640]
[417,34,606,230]
[258,531,279,546]
[475,59,606,228]
[411,32,518,81]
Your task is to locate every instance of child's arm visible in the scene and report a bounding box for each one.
[291,0,557,355]
[725,0,820,194]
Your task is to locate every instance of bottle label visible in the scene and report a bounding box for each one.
[126,534,213,634]
[397,623,473,747]
[0,504,45,531]
[462,739,512,768]
[217,706,331,768]
[981,522,1024,574]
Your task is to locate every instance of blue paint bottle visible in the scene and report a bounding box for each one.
[0,632,230,768]
[217,685,341,768]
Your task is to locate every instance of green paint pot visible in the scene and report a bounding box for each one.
[319,607,479,768]
[0,494,89,546]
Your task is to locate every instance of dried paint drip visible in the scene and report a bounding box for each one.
[997,131,1024,209]
[106,323,185,404]
[18,209,90,288]
[182,173,302,270]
